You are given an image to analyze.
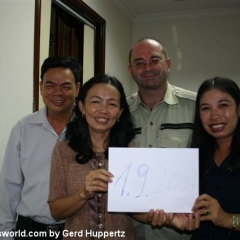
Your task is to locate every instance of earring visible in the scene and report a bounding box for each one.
[118,118,119,122]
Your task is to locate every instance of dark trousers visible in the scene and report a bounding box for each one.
[15,215,64,240]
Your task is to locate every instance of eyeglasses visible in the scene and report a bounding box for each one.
[132,57,166,70]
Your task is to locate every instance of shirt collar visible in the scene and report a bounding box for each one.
[27,106,48,125]
[162,82,179,105]
[134,82,179,108]
[27,106,74,137]
[28,105,75,124]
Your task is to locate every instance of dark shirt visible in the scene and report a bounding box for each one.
[192,155,240,240]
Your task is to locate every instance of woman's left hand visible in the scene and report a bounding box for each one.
[192,193,231,228]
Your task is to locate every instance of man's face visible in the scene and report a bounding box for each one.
[40,67,80,116]
[128,40,171,91]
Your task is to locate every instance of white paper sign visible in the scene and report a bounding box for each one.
[108,148,199,213]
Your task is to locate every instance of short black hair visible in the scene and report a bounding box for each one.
[40,56,83,86]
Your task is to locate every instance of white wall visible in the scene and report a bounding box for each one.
[83,0,133,95]
[132,15,240,92]
[0,0,35,169]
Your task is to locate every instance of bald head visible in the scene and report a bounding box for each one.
[128,38,168,65]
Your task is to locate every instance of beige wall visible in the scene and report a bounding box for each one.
[83,25,95,84]
[0,0,35,169]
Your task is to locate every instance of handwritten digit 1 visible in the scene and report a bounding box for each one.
[135,164,149,198]
[114,164,132,196]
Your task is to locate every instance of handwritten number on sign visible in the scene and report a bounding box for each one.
[114,163,197,198]
[135,164,149,198]
[114,164,132,196]
[153,167,167,193]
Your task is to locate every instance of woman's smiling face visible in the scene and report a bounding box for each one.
[79,83,123,136]
[199,88,240,143]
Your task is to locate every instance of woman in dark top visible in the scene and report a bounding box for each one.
[191,76,240,239]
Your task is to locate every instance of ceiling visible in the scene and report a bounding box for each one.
[113,0,240,22]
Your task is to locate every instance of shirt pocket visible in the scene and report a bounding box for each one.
[158,123,193,148]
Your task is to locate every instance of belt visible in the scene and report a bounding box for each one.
[18,215,65,232]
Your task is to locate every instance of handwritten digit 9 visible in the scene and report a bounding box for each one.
[135,164,149,198]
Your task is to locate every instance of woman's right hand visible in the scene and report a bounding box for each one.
[82,169,114,199]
